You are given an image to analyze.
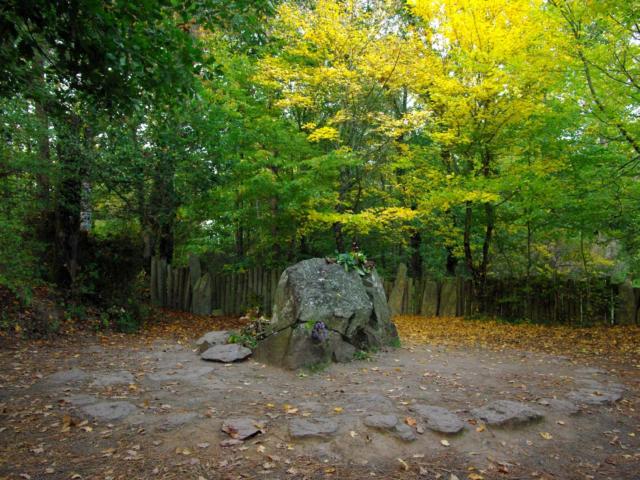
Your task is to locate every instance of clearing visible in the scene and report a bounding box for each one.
[1,313,639,480]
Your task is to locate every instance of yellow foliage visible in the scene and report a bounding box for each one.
[307,126,340,143]
[395,315,640,362]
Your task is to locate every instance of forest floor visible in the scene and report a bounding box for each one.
[1,311,639,480]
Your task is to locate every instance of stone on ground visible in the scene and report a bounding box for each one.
[472,400,543,427]
[394,423,417,442]
[289,417,339,438]
[363,414,398,430]
[201,343,251,363]
[196,330,230,353]
[567,388,622,405]
[253,258,398,369]
[410,405,465,434]
[90,370,134,387]
[82,401,138,421]
[221,417,263,440]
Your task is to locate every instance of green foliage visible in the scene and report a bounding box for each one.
[353,350,372,361]
[335,252,373,276]
[228,332,258,350]
[98,301,145,333]
[1,0,639,328]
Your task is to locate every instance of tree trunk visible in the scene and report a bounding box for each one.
[409,231,422,278]
[53,113,85,291]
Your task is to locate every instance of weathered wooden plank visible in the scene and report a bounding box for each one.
[388,263,408,316]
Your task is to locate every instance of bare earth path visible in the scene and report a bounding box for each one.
[1,314,639,479]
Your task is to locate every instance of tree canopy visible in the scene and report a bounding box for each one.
[1,0,638,322]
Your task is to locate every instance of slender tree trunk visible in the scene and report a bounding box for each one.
[333,222,346,253]
[148,151,176,263]
[53,113,84,291]
[409,231,422,278]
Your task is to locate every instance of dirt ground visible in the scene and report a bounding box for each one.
[1,313,639,480]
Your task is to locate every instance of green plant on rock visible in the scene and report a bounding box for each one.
[228,331,258,349]
[334,251,374,276]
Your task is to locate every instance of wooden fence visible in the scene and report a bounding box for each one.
[151,256,282,316]
[151,257,639,324]
[384,263,640,325]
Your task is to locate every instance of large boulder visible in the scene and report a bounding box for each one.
[253,258,398,369]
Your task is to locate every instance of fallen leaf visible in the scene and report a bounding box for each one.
[539,432,553,440]
[440,439,450,447]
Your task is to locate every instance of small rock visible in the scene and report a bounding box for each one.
[196,331,230,353]
[222,417,263,440]
[201,344,251,363]
[289,417,338,438]
[410,405,465,434]
[567,388,622,405]
[82,401,138,421]
[363,414,398,430]
[472,400,543,427]
[394,423,416,442]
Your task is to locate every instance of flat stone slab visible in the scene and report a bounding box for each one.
[91,371,134,387]
[289,417,338,438]
[567,388,622,405]
[363,414,398,429]
[82,401,138,421]
[222,417,263,440]
[472,400,543,427]
[47,368,88,384]
[538,398,580,415]
[196,331,230,353]
[410,405,465,434]
[201,344,251,363]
